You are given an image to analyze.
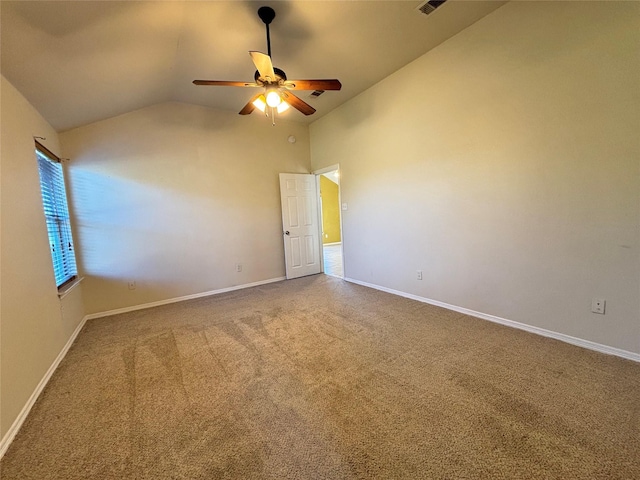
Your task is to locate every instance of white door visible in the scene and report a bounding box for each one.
[279,173,321,279]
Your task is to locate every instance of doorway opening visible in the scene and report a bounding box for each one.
[315,166,344,278]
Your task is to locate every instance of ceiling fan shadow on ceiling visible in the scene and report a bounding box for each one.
[193,6,341,125]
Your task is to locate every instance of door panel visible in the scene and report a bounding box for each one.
[290,237,302,267]
[287,197,300,227]
[304,235,316,266]
[279,173,321,279]
[303,197,313,226]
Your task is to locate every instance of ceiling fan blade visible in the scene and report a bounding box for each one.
[239,93,263,115]
[280,91,316,116]
[193,80,259,87]
[249,51,276,82]
[283,79,342,91]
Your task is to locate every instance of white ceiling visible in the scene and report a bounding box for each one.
[1,1,505,132]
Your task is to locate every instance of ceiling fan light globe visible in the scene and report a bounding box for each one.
[253,95,267,112]
[277,102,289,114]
[266,90,282,108]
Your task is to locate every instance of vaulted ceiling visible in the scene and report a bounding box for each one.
[1,1,505,132]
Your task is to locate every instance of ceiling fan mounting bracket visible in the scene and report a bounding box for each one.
[257,6,276,25]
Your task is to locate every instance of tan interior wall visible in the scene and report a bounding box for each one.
[1,75,86,439]
[60,102,311,315]
[310,1,640,355]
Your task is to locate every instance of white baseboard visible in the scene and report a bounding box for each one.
[344,277,640,363]
[85,276,287,320]
[324,273,344,279]
[0,315,88,459]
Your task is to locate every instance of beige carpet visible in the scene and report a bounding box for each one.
[2,275,639,479]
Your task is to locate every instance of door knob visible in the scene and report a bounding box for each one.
[284,231,290,235]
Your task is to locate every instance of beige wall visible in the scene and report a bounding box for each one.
[0,76,86,439]
[310,2,640,354]
[60,102,311,315]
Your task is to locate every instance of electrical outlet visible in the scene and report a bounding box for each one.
[417,270,423,280]
[128,280,136,290]
[236,263,242,273]
[591,298,606,314]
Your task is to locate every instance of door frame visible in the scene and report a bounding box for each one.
[313,164,344,277]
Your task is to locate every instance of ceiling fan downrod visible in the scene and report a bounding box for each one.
[257,6,276,57]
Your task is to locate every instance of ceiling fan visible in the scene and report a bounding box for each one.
[193,6,341,124]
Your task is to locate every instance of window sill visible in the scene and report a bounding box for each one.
[58,276,84,299]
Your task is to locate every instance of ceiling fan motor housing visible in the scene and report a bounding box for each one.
[254,67,287,83]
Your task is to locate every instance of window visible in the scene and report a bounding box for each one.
[35,141,78,289]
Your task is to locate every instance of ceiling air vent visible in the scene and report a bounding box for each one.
[309,90,325,98]
[416,0,447,16]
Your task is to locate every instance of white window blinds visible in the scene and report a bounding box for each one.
[36,144,78,288]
